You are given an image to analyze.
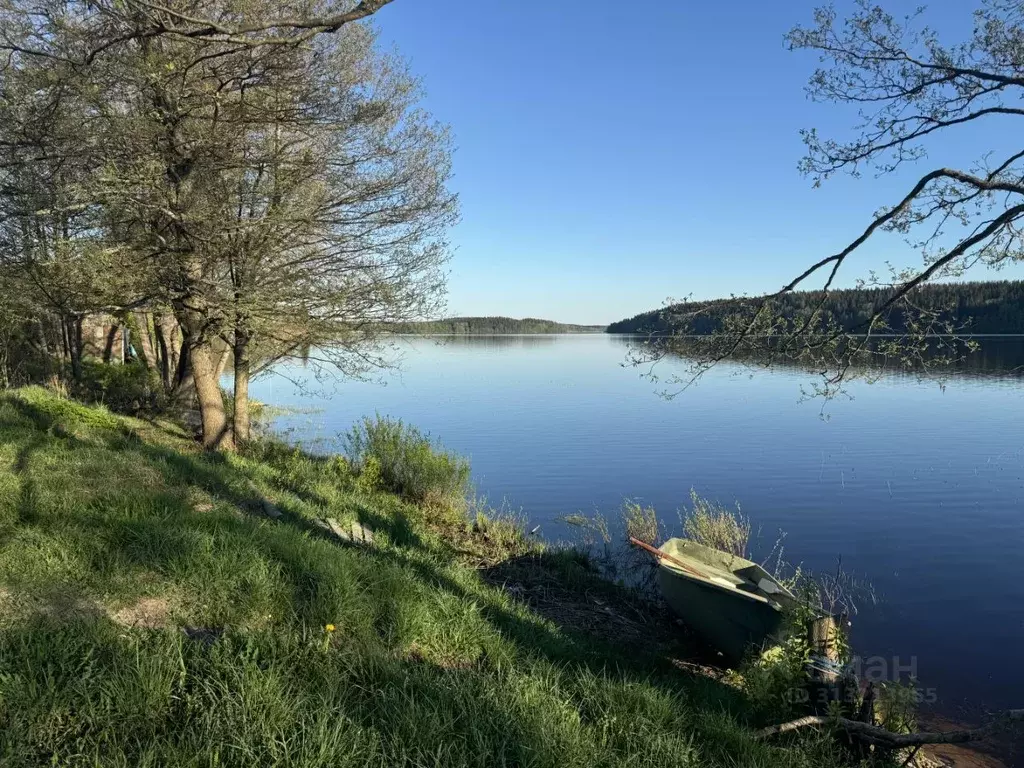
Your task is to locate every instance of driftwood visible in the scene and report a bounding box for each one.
[755,709,1024,748]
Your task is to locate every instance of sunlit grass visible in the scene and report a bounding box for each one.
[0,387,844,767]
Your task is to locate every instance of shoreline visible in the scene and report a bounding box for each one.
[0,386,1016,766]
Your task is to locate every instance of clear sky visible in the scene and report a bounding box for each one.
[372,0,1023,325]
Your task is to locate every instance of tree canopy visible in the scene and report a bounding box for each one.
[0,0,456,447]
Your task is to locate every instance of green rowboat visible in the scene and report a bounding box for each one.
[652,538,797,661]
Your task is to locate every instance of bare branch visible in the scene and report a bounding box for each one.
[756,709,1024,749]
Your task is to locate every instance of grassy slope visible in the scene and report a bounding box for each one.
[0,388,836,767]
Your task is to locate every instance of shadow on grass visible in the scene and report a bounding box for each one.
[0,394,749,725]
[0,617,779,768]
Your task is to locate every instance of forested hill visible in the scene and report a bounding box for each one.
[606,281,1024,335]
[387,317,606,334]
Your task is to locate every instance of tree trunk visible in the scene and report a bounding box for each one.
[67,315,83,383]
[174,267,231,449]
[147,60,230,449]
[171,341,194,401]
[154,314,177,392]
[157,315,194,403]
[154,315,169,386]
[233,329,251,444]
[59,317,69,361]
[40,318,53,358]
[74,316,84,375]
[132,311,158,370]
[213,344,231,379]
[190,339,234,451]
[102,322,119,363]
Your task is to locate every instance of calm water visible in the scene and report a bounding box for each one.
[251,334,1024,720]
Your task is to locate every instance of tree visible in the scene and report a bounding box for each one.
[642,1,1024,395]
[0,26,144,385]
[0,0,453,450]
[0,0,397,62]
[212,23,455,443]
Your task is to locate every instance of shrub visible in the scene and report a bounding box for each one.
[329,455,352,480]
[78,360,162,413]
[729,637,810,721]
[874,680,919,736]
[344,415,470,511]
[354,455,383,495]
[681,490,750,557]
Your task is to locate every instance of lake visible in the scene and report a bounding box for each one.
[250,334,1024,721]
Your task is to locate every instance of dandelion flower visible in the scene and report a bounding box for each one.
[325,623,336,632]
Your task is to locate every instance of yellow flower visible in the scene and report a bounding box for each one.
[325,624,336,632]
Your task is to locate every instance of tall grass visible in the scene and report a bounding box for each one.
[561,502,664,591]
[468,496,535,561]
[620,500,663,591]
[344,415,470,516]
[681,490,750,557]
[622,500,661,546]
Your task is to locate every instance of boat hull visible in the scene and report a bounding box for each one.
[655,539,789,661]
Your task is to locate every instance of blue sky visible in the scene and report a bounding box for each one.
[373,0,1022,324]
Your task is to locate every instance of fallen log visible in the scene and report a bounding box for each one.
[755,709,1024,748]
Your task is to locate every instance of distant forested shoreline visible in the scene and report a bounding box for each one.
[607,280,1024,336]
[386,317,607,334]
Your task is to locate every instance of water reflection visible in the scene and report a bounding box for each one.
[610,334,1024,382]
[411,333,560,349]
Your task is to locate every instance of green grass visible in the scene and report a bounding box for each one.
[682,491,751,558]
[345,415,471,516]
[0,387,843,767]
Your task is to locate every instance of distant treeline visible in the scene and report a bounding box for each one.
[387,317,606,334]
[607,281,1024,335]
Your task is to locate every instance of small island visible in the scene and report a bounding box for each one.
[386,316,607,334]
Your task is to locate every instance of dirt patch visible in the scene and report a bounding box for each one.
[914,713,1020,768]
[109,596,171,629]
[914,747,1006,768]
[182,486,217,514]
[482,553,717,668]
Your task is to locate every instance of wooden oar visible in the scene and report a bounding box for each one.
[629,537,711,580]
